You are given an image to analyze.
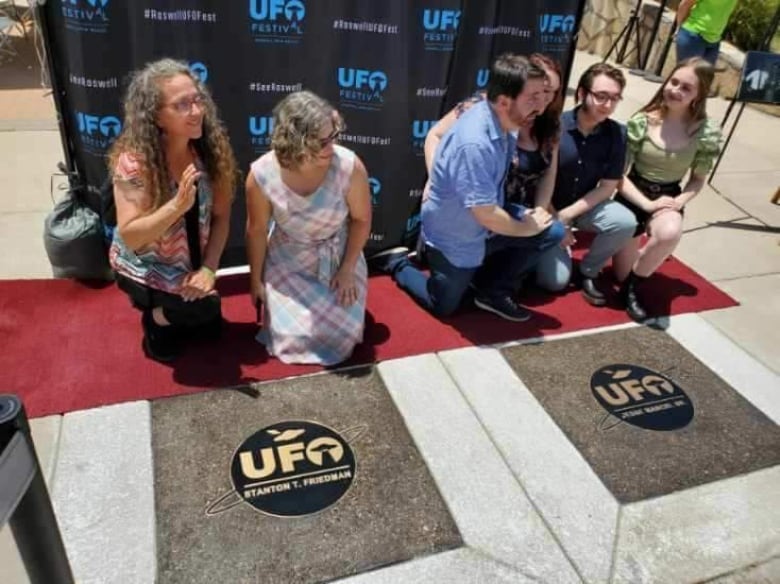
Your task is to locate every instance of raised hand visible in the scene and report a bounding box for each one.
[172,164,201,214]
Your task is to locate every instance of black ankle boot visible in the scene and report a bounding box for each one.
[141,310,180,362]
[621,272,649,322]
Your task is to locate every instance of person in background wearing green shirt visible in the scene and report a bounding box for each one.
[676,0,738,64]
[612,58,722,322]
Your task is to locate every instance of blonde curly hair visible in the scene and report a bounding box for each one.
[108,58,238,210]
[271,91,345,169]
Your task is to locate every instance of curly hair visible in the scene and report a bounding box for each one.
[108,58,237,211]
[529,53,564,154]
[271,91,345,169]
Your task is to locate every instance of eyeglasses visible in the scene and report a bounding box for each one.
[318,127,343,148]
[166,93,205,115]
[587,90,623,105]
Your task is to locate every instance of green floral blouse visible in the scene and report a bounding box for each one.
[626,112,722,183]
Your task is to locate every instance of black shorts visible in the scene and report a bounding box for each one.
[616,171,683,237]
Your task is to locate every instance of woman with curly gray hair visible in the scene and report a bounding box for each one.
[246,91,371,365]
[108,58,237,362]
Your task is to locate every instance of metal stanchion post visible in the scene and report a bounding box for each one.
[0,395,75,584]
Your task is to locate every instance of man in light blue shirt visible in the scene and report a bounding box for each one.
[421,98,515,268]
[377,54,564,320]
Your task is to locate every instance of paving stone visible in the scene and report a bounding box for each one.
[439,346,619,584]
[667,314,780,423]
[696,278,780,375]
[51,402,155,584]
[501,326,780,503]
[378,354,580,584]
[0,211,55,279]
[151,367,461,584]
[674,217,779,282]
[613,466,780,583]
[708,555,780,584]
[332,548,532,584]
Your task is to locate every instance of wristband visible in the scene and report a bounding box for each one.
[201,266,216,279]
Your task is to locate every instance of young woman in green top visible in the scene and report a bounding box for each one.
[613,57,722,322]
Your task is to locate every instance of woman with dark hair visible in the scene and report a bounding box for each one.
[109,58,237,362]
[245,91,371,365]
[613,57,722,322]
[502,53,564,211]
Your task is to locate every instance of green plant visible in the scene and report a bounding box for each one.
[723,0,780,51]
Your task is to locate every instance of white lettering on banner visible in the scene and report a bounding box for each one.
[143,9,217,23]
[69,74,118,89]
[416,87,447,98]
[332,19,399,34]
[745,69,770,91]
[541,34,571,45]
[478,26,531,38]
[249,82,304,93]
[339,134,391,147]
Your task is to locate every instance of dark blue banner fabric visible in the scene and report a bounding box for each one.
[45,0,582,266]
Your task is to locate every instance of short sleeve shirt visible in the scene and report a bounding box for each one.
[422,99,513,268]
[553,108,626,210]
[682,0,738,43]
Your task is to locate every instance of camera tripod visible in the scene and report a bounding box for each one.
[603,0,645,68]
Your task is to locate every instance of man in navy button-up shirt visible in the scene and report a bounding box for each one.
[536,63,637,306]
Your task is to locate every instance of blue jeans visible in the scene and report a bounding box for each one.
[536,199,636,292]
[393,220,565,316]
[676,27,720,65]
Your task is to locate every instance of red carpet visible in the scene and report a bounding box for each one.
[1,250,736,418]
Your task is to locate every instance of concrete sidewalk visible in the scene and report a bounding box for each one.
[1,50,778,583]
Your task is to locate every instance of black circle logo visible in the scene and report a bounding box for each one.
[230,421,356,517]
[591,364,694,431]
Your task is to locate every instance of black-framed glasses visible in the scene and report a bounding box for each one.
[587,90,623,105]
[167,93,205,115]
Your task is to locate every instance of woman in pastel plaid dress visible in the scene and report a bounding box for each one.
[246,91,372,365]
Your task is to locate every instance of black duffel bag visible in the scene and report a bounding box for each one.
[43,183,113,281]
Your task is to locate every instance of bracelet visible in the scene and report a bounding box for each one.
[201,266,216,279]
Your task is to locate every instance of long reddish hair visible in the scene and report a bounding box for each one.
[529,53,563,153]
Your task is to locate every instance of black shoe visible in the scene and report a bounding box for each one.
[580,275,607,306]
[141,310,180,362]
[367,246,410,275]
[474,295,532,322]
[620,272,649,322]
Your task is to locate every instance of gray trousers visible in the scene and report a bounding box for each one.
[536,199,637,291]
